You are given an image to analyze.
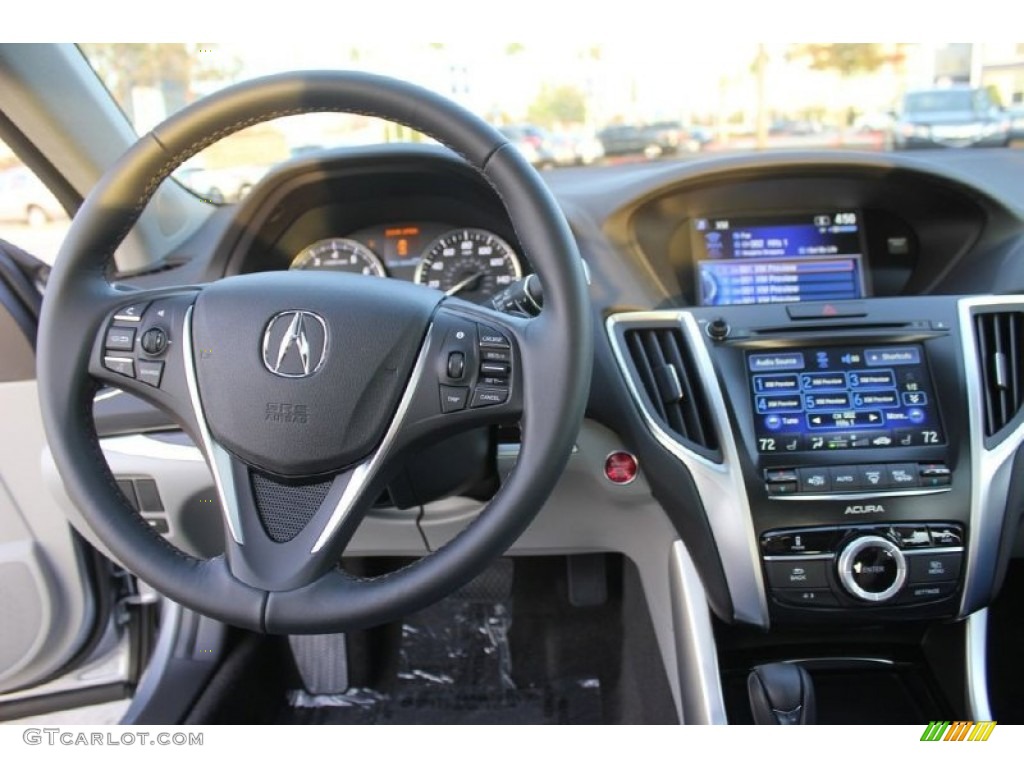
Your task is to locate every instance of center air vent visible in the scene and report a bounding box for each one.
[623,325,719,453]
[974,310,1024,437]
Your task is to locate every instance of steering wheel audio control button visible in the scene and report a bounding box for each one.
[105,326,136,351]
[113,302,150,322]
[439,385,469,413]
[140,327,168,356]
[103,356,136,378]
[137,360,165,388]
[470,387,509,407]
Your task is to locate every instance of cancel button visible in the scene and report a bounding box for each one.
[765,560,828,588]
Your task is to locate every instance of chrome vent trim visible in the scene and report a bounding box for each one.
[608,311,768,628]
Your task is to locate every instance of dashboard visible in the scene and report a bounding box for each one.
[68,144,1024,723]
[110,146,1024,634]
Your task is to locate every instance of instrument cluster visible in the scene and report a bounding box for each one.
[289,222,523,304]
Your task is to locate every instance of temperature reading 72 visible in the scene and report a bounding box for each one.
[759,438,776,452]
[921,430,939,444]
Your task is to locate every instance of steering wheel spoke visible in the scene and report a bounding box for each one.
[88,288,202,433]
[216,452,384,591]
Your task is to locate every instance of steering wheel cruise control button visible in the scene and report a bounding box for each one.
[479,361,510,378]
[105,326,136,351]
[481,349,511,363]
[439,385,469,413]
[477,325,510,348]
[103,356,136,378]
[470,387,509,408]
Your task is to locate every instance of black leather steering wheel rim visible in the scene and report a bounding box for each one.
[37,71,592,633]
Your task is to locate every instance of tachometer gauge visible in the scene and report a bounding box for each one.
[415,228,522,303]
[289,238,387,277]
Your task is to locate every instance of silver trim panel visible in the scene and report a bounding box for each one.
[965,609,992,721]
[957,296,1024,616]
[607,311,769,627]
[764,546,963,562]
[669,540,728,724]
[311,323,434,554]
[181,306,244,545]
[901,546,964,556]
[100,434,204,463]
[768,487,951,502]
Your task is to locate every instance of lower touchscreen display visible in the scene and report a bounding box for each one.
[748,344,944,453]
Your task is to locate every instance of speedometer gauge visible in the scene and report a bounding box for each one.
[289,238,387,277]
[415,229,522,304]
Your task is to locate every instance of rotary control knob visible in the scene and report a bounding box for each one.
[705,317,730,341]
[836,535,907,603]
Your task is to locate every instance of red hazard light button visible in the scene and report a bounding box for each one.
[604,451,638,485]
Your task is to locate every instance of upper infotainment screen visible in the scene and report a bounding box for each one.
[693,211,867,306]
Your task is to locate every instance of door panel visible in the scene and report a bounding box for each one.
[0,239,99,695]
[0,380,97,693]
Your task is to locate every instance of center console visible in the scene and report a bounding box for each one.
[608,294,1024,629]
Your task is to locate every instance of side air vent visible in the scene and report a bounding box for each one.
[623,326,719,453]
[974,310,1024,437]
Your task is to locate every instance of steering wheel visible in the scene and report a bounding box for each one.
[37,72,592,633]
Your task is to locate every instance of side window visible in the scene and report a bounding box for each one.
[0,139,71,266]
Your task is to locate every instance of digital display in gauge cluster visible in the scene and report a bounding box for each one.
[289,222,523,304]
[692,211,868,306]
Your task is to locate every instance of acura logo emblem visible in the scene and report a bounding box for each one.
[262,310,329,378]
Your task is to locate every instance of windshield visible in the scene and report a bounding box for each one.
[40,43,1014,202]
[903,90,976,113]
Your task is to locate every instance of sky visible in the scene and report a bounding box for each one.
[5,0,1019,44]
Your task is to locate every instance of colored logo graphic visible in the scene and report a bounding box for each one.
[920,721,996,741]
